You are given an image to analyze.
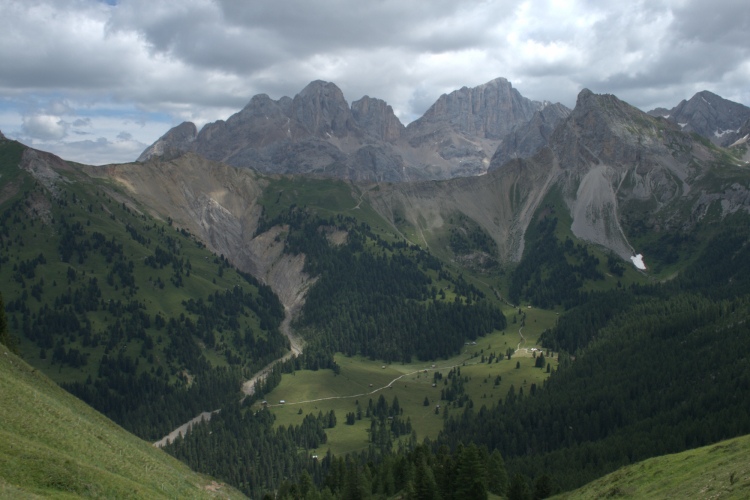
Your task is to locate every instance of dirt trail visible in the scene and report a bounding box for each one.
[265,357,476,408]
[153,411,216,448]
[241,307,302,397]
[516,325,527,352]
[153,307,303,448]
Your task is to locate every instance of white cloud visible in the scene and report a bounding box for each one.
[0,0,748,164]
[22,114,68,141]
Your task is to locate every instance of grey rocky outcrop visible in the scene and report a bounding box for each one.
[490,102,570,168]
[648,90,750,147]
[137,122,197,162]
[351,96,404,142]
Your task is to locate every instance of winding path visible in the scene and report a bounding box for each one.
[153,307,303,448]
[265,357,476,408]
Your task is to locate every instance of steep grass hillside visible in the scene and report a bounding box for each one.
[0,346,245,499]
[555,434,750,499]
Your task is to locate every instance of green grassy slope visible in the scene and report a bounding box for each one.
[0,346,246,499]
[554,434,750,499]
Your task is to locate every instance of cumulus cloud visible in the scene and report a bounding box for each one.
[22,114,68,141]
[0,0,748,164]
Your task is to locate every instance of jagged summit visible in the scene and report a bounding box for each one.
[489,101,570,168]
[407,76,542,140]
[550,88,687,169]
[351,96,404,142]
[137,80,745,185]
[648,90,750,146]
[291,80,354,138]
[138,77,570,181]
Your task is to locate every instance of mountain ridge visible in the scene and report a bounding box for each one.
[648,90,750,147]
[138,77,571,181]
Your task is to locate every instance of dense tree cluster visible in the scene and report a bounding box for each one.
[262,209,506,361]
[439,221,750,491]
[508,215,602,308]
[0,176,288,440]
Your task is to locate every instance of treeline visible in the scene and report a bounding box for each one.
[164,372,518,499]
[163,402,330,499]
[260,208,506,361]
[508,214,602,308]
[277,443,519,500]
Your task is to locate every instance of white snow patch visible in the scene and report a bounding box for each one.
[630,254,646,270]
[679,123,688,128]
[714,128,739,138]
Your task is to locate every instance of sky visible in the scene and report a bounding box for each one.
[1,0,748,165]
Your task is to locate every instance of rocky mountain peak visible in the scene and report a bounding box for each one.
[232,94,287,124]
[351,96,404,142]
[648,90,750,146]
[409,77,541,139]
[291,80,354,138]
[550,88,687,172]
[489,101,570,169]
[137,121,197,162]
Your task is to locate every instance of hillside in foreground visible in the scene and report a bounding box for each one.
[555,433,750,499]
[0,346,245,499]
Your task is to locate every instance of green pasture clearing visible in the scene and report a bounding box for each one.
[260,304,560,456]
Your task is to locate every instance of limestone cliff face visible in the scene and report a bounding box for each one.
[407,77,542,140]
[490,102,570,168]
[291,80,357,139]
[400,77,548,178]
[137,78,558,182]
[351,96,404,143]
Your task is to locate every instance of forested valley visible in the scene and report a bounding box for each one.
[4,132,750,498]
[153,201,750,498]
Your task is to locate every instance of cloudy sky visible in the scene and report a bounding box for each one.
[1,0,748,165]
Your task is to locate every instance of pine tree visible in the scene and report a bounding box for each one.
[411,455,440,500]
[508,473,532,500]
[454,443,487,499]
[0,293,18,354]
[487,449,509,496]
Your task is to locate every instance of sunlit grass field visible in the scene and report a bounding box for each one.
[258,304,560,456]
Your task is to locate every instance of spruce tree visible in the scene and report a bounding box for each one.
[487,449,509,496]
[454,443,487,499]
[0,293,18,354]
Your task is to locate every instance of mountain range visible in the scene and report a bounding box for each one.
[131,82,750,272]
[139,77,750,187]
[138,77,570,181]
